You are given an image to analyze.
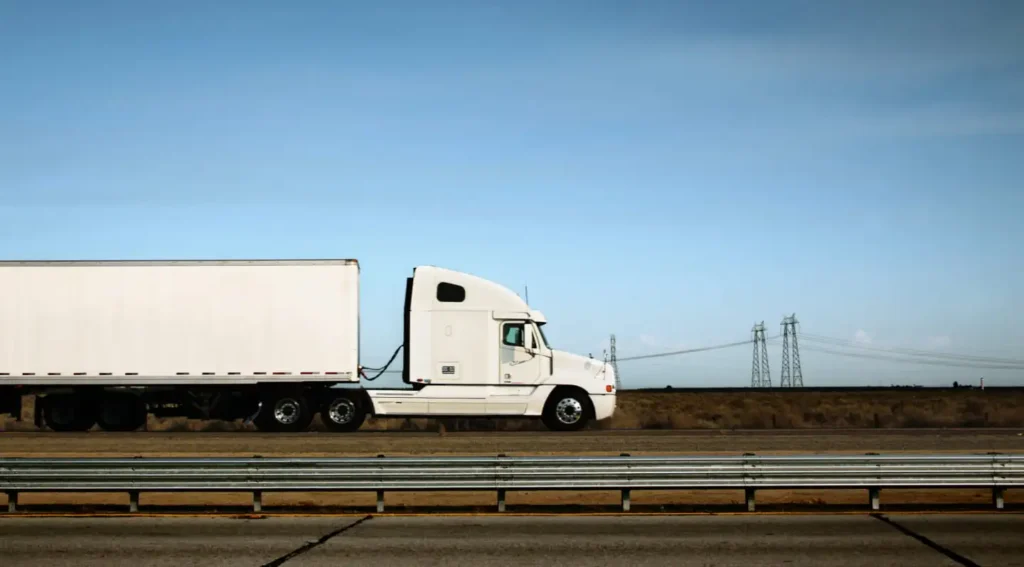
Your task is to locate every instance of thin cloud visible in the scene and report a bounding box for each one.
[925,336,952,350]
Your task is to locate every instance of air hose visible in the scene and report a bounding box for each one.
[359,344,404,381]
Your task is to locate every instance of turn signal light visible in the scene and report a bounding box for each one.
[606,385,614,393]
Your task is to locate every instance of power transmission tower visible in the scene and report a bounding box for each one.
[751,322,771,387]
[609,334,621,390]
[780,314,804,387]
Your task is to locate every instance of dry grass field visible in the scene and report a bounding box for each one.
[4,388,1023,433]
[604,388,1024,430]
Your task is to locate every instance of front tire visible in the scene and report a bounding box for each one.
[542,389,592,431]
[255,390,314,432]
[320,392,367,432]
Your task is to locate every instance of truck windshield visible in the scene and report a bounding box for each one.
[537,323,551,349]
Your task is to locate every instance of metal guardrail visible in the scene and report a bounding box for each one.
[1,454,1021,513]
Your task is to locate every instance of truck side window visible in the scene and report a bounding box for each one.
[436,282,466,302]
[502,323,524,347]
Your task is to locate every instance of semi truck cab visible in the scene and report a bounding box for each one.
[357,266,617,430]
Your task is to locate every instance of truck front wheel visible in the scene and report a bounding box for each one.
[320,392,367,432]
[255,391,314,432]
[542,389,593,432]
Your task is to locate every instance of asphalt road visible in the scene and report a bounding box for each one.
[0,514,1020,566]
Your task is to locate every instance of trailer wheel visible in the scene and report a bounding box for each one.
[321,392,366,432]
[255,391,314,432]
[542,388,592,432]
[42,394,97,432]
[96,394,147,432]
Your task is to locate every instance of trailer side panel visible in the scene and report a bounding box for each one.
[0,260,359,383]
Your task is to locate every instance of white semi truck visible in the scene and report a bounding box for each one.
[0,260,616,432]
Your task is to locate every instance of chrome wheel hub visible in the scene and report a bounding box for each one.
[328,398,355,424]
[273,399,301,424]
[555,398,583,424]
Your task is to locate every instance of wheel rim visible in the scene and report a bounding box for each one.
[273,399,301,425]
[555,397,583,425]
[327,398,355,425]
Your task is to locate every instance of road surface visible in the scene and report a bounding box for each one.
[0,514,1021,566]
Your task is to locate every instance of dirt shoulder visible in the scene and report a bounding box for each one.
[1,428,1022,458]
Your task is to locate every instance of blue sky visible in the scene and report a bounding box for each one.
[1,0,1022,388]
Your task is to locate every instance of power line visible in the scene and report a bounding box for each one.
[617,338,761,362]
[800,332,1024,365]
[366,336,757,375]
[801,345,1024,370]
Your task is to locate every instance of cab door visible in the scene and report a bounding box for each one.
[498,321,542,385]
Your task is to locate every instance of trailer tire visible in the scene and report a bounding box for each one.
[96,394,147,432]
[255,390,314,432]
[542,388,592,432]
[320,391,367,432]
[42,394,97,432]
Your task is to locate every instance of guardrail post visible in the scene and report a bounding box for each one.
[247,455,263,513]
[376,454,385,513]
[129,491,140,513]
[6,491,17,513]
[993,488,1005,510]
[497,453,508,512]
[620,453,631,512]
[864,452,882,511]
[742,453,757,512]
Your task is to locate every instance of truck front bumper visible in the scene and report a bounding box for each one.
[591,393,617,421]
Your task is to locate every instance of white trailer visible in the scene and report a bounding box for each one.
[0,260,616,432]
